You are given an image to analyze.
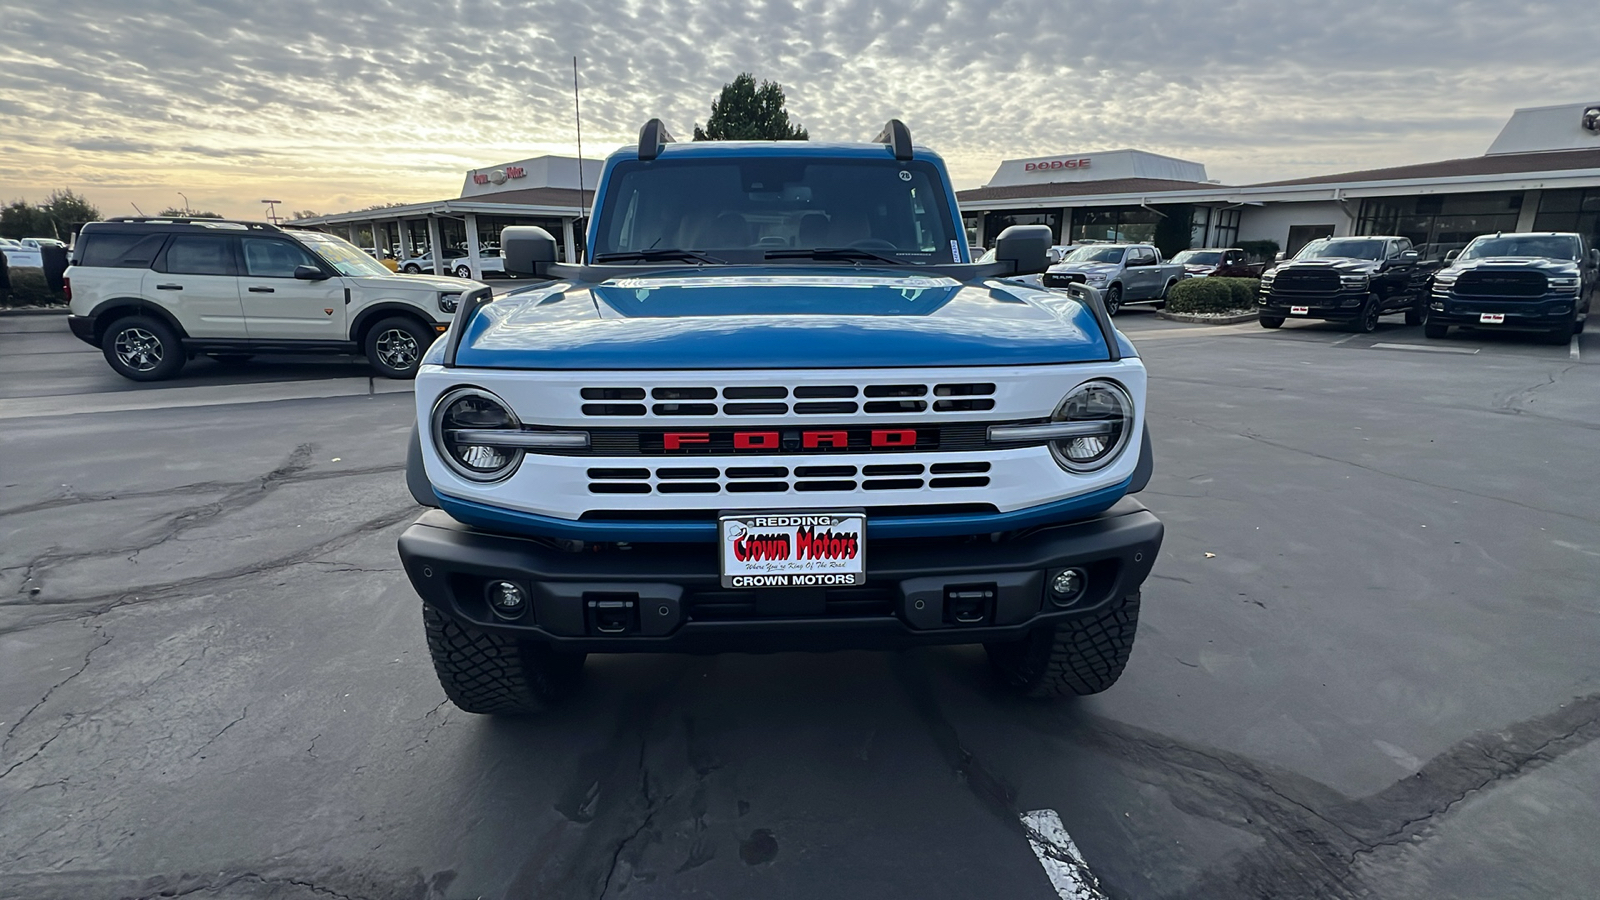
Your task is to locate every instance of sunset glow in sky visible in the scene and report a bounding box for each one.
[1,0,1591,220]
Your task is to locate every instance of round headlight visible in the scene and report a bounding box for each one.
[1049,380,1134,473]
[432,387,523,482]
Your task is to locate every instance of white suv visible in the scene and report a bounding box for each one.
[66,218,479,381]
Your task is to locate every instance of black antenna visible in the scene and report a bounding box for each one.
[573,55,586,258]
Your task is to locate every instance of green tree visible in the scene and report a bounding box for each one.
[693,73,809,141]
[0,190,100,239]
[44,189,100,231]
[0,201,51,239]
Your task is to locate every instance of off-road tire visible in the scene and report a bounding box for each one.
[1424,321,1449,339]
[422,605,585,715]
[1259,315,1285,329]
[985,592,1141,697]
[1547,316,1577,345]
[364,315,433,379]
[1350,293,1381,333]
[102,314,185,381]
[1104,284,1122,316]
[1404,301,1426,326]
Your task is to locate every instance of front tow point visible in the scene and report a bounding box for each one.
[945,584,996,625]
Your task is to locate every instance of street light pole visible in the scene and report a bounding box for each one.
[261,199,283,226]
[178,192,191,216]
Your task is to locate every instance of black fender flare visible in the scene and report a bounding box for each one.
[1128,426,1153,494]
[407,424,441,508]
[352,302,441,345]
[85,297,190,342]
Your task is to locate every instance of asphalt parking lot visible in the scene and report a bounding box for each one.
[2,309,1597,899]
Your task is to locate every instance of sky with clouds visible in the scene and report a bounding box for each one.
[1,0,1593,220]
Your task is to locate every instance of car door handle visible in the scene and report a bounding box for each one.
[248,286,275,293]
[156,283,183,290]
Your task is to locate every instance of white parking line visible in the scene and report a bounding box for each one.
[1572,335,1582,361]
[1371,342,1480,355]
[1021,809,1107,900]
[0,378,411,420]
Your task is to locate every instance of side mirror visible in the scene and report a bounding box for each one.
[992,224,1052,276]
[1400,250,1419,263]
[1445,249,1460,261]
[293,264,328,281]
[1589,249,1599,266]
[502,226,559,277]
[1274,251,1287,262]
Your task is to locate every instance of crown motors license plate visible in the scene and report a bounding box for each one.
[719,512,866,589]
[1290,306,1310,315]
[1480,313,1506,324]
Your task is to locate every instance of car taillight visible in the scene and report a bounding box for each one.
[63,276,71,302]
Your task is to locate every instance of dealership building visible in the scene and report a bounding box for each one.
[956,101,1600,260]
[292,155,601,278]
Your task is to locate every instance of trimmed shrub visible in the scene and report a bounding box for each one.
[1221,277,1259,307]
[1,268,64,307]
[1166,278,1233,313]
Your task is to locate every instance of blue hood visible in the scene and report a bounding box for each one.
[447,268,1118,370]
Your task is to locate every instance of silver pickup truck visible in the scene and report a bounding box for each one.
[1041,243,1187,314]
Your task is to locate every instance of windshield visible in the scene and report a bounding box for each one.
[1063,246,1126,263]
[293,231,391,276]
[593,157,961,265]
[1296,239,1385,261]
[1173,250,1222,265]
[1460,235,1580,261]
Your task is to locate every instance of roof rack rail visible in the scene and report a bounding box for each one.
[873,119,913,161]
[102,216,283,231]
[638,118,675,161]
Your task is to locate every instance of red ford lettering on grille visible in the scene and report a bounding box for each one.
[733,431,780,449]
[871,429,917,447]
[802,430,849,449]
[664,432,709,449]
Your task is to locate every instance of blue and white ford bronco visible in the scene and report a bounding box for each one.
[398,120,1164,715]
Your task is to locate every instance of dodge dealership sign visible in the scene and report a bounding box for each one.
[1025,157,1092,171]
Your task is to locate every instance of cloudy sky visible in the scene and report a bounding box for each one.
[1,0,1592,219]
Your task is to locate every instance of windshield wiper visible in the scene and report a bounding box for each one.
[765,247,913,266]
[593,249,723,264]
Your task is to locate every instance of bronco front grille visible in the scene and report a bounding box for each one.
[1270,269,1341,293]
[560,422,1000,457]
[580,382,997,417]
[1454,270,1546,298]
[586,461,993,495]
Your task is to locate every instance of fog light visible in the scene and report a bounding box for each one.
[486,580,529,619]
[1049,568,1087,607]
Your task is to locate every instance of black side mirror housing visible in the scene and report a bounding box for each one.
[1399,250,1419,263]
[293,264,327,281]
[993,224,1052,276]
[502,226,560,277]
[1590,248,1599,266]
[1445,249,1460,261]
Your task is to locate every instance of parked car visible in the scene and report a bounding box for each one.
[449,252,506,279]
[1423,232,1596,343]
[397,117,1163,716]
[400,251,462,275]
[65,218,477,380]
[1256,236,1435,332]
[1040,243,1186,314]
[1172,247,1262,279]
[1,237,43,268]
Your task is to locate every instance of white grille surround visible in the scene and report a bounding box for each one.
[416,361,1147,522]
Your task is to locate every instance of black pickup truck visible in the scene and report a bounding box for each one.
[1257,236,1435,332]
[1423,232,1596,343]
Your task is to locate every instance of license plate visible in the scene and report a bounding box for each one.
[1480,313,1505,324]
[1290,306,1310,315]
[719,511,866,589]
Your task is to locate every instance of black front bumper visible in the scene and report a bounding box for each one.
[1428,293,1580,329]
[397,499,1164,653]
[1258,289,1367,321]
[67,314,97,346]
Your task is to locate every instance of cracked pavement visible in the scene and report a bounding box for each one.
[2,313,1598,899]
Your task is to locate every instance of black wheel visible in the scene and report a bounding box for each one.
[1547,316,1577,345]
[102,315,185,381]
[364,315,434,379]
[207,353,254,365]
[423,606,584,715]
[1104,284,1122,316]
[1350,293,1381,333]
[1259,316,1285,329]
[454,264,472,279]
[985,592,1141,697]
[1404,300,1426,326]
[1423,321,1449,339]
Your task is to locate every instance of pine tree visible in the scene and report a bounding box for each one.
[693,74,809,141]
